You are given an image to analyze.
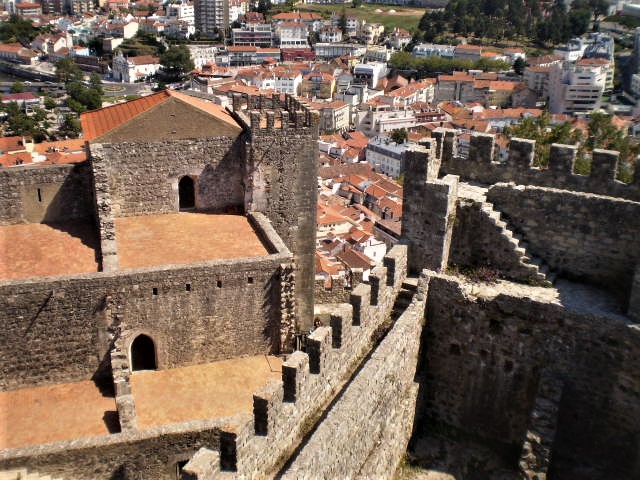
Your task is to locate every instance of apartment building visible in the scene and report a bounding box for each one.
[412,43,455,59]
[195,0,229,35]
[548,61,606,114]
[275,22,309,49]
[232,23,274,47]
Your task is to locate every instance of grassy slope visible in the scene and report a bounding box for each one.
[295,4,424,32]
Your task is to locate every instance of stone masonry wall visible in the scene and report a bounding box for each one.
[487,183,640,299]
[0,252,290,391]
[402,140,458,275]
[437,130,640,201]
[0,161,94,225]
[449,199,543,283]
[181,245,409,480]
[421,274,640,479]
[281,273,427,479]
[240,105,319,332]
[90,136,245,218]
[0,417,227,480]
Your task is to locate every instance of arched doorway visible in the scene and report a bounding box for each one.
[130,334,157,371]
[178,176,195,210]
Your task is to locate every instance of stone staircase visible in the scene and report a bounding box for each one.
[390,277,419,321]
[457,182,556,286]
[479,200,556,286]
[0,469,63,480]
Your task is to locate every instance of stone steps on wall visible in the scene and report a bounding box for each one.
[0,469,62,480]
[479,202,556,287]
[390,278,419,321]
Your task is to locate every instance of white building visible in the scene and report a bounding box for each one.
[412,43,455,59]
[112,52,161,82]
[273,67,302,95]
[167,0,195,26]
[357,105,417,136]
[186,44,220,69]
[554,38,589,62]
[319,26,342,44]
[548,61,606,114]
[275,22,309,49]
[314,43,366,59]
[353,62,387,89]
[366,135,413,178]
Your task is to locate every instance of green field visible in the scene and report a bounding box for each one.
[295,4,425,32]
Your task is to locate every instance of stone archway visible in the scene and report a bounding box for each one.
[179,176,195,210]
[130,334,157,371]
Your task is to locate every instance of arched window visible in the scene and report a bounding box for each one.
[178,176,195,210]
[130,334,157,371]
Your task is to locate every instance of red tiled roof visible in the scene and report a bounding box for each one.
[1,92,38,102]
[0,136,27,153]
[80,90,240,141]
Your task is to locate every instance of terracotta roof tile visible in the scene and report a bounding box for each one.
[80,90,240,141]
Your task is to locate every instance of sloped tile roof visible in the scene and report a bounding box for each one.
[80,90,240,141]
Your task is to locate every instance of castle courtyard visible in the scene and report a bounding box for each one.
[0,355,282,450]
[0,213,270,281]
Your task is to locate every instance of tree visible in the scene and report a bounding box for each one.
[66,81,102,111]
[59,114,82,139]
[0,15,38,42]
[255,0,271,14]
[159,45,195,81]
[89,72,104,96]
[55,58,83,83]
[513,57,526,76]
[11,81,25,93]
[43,96,57,110]
[352,0,362,7]
[339,10,348,36]
[390,128,408,144]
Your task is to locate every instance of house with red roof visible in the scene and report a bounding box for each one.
[111,51,160,82]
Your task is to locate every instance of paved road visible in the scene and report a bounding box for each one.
[102,81,153,97]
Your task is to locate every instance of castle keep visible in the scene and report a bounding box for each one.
[0,94,639,480]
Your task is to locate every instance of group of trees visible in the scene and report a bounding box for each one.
[504,112,639,182]
[0,102,49,141]
[159,45,194,81]
[389,51,510,78]
[0,15,40,43]
[54,58,103,113]
[419,0,608,46]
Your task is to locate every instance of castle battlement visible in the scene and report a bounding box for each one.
[228,93,320,134]
[182,245,410,478]
[433,128,640,201]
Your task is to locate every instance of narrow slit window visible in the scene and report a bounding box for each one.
[247,277,254,284]
[185,283,191,292]
[152,287,158,296]
[217,280,222,288]
[37,188,42,202]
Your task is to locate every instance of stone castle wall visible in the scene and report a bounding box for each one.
[402,141,457,275]
[281,274,427,479]
[234,96,320,333]
[487,183,640,300]
[0,245,291,392]
[421,274,640,480]
[199,246,408,480]
[435,129,640,201]
[0,161,94,225]
[0,416,227,479]
[90,136,246,218]
[0,246,409,480]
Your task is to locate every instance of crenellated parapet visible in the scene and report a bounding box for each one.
[434,128,640,201]
[228,93,320,135]
[182,245,409,479]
